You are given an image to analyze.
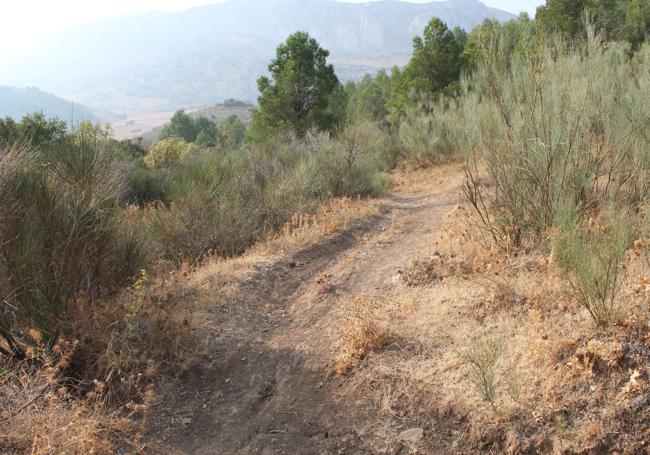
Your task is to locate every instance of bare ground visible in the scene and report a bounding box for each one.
[146,165,463,454]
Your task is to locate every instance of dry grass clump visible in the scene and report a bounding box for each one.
[333,296,390,374]
[402,252,473,286]
[262,197,380,255]
[0,265,197,454]
[330,195,650,451]
[534,330,650,452]
[0,337,145,454]
[66,267,195,396]
[390,161,459,194]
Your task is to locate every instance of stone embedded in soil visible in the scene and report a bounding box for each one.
[397,428,424,444]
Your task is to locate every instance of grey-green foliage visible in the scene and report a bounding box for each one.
[553,202,631,326]
[345,70,392,123]
[462,14,537,73]
[0,132,150,335]
[150,120,390,263]
[461,336,505,405]
[313,121,390,197]
[397,100,459,168]
[217,115,246,150]
[457,36,650,246]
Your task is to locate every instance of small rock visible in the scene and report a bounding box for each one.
[181,417,192,426]
[397,428,424,444]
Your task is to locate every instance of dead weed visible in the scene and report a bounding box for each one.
[333,296,390,374]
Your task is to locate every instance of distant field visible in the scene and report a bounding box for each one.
[111,104,253,140]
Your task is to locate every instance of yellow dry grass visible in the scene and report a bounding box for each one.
[332,295,390,374]
[332,195,650,452]
[390,162,459,194]
[0,194,382,454]
[255,196,380,256]
[0,338,147,455]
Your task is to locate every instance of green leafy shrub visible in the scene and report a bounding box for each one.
[144,138,188,169]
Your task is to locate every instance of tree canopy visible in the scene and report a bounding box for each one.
[388,18,467,114]
[160,110,218,144]
[250,31,343,139]
[217,115,246,149]
[345,70,392,122]
[0,112,67,147]
[537,0,650,47]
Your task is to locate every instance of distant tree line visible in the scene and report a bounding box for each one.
[159,110,246,149]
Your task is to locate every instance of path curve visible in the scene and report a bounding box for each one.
[148,165,463,454]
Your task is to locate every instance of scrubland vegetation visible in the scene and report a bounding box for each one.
[4,0,650,452]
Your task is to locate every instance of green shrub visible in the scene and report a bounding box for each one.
[144,138,188,169]
[553,202,631,326]
[398,103,458,168]
[461,336,505,405]
[148,158,257,261]
[146,121,390,263]
[123,163,168,206]
[458,38,650,246]
[314,121,390,197]
[0,136,150,337]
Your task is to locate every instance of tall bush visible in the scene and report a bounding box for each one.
[0,134,150,338]
[458,38,650,246]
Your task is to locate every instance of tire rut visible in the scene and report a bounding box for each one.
[146,180,462,455]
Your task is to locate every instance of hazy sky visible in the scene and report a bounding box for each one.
[0,0,544,57]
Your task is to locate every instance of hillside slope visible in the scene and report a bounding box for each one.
[0,86,97,123]
[144,163,650,453]
[146,165,463,453]
[0,0,514,114]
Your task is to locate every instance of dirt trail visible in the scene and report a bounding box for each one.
[148,166,463,454]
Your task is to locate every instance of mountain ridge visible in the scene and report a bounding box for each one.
[0,0,515,115]
[0,85,98,124]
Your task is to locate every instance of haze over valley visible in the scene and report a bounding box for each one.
[1,0,514,135]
